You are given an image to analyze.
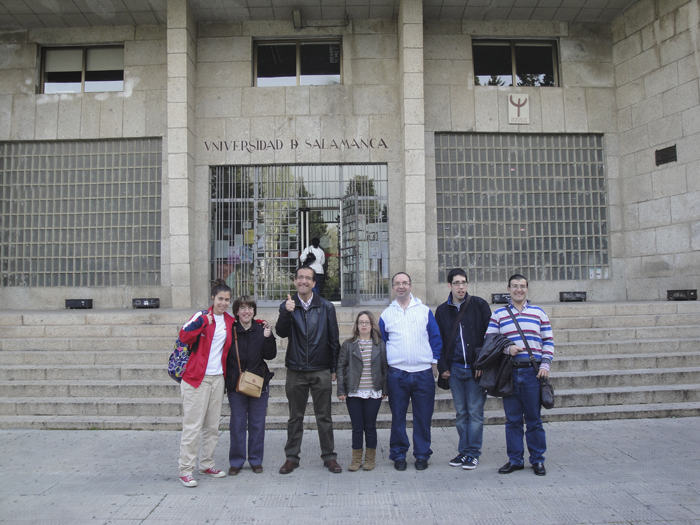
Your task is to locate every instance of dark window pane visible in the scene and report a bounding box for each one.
[515,45,555,86]
[473,44,512,86]
[300,43,340,85]
[257,44,297,86]
[85,70,124,92]
[44,71,82,94]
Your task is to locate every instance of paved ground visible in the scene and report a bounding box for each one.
[1,417,699,524]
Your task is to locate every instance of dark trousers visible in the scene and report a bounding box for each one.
[313,273,324,295]
[345,396,382,450]
[228,389,269,468]
[284,369,336,463]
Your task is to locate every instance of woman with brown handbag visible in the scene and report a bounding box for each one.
[225,295,277,475]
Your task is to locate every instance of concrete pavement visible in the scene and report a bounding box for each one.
[1,417,699,524]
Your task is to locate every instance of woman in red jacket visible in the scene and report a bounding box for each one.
[177,280,235,488]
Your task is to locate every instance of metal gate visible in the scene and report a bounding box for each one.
[340,189,390,306]
[211,164,389,305]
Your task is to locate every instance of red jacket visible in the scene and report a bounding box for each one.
[179,307,236,388]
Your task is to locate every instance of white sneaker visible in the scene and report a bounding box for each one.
[200,468,226,478]
[180,474,197,487]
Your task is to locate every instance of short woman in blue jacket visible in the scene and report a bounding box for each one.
[336,311,388,471]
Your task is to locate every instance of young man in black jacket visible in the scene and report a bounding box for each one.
[435,268,492,470]
[275,265,342,474]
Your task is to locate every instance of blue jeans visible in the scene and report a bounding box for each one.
[345,396,382,450]
[448,365,487,458]
[502,366,546,466]
[387,367,435,461]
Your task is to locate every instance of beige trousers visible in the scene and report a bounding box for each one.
[178,374,225,476]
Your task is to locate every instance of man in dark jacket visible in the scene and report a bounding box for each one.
[275,265,342,474]
[435,268,492,470]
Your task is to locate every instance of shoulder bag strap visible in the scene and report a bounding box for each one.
[446,294,472,355]
[505,306,540,374]
[233,327,244,373]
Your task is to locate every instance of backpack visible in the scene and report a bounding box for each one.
[168,310,208,383]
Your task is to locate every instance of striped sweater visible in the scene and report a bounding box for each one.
[486,300,554,371]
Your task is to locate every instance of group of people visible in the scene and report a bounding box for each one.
[176,266,554,487]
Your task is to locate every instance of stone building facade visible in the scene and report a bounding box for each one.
[0,0,698,309]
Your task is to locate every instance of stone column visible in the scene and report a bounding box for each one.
[398,0,427,298]
[166,0,197,308]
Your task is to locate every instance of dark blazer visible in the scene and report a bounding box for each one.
[275,293,340,373]
[336,339,388,397]
[225,319,277,391]
[435,292,492,378]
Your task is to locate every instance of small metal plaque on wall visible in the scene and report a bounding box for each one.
[492,293,511,304]
[655,145,677,166]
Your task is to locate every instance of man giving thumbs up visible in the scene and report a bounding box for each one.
[275,265,341,474]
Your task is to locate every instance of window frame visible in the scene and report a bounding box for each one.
[40,45,125,95]
[472,39,559,87]
[253,39,343,87]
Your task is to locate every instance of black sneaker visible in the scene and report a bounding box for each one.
[449,454,468,467]
[462,456,478,470]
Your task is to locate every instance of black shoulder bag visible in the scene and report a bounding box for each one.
[505,306,555,409]
[437,295,472,390]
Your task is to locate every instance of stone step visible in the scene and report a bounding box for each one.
[2,401,700,431]
[4,323,700,353]
[0,350,168,366]
[551,367,700,389]
[552,352,700,372]
[2,384,699,418]
[550,312,700,329]
[3,362,698,397]
[555,338,700,356]
[558,325,700,343]
[6,350,697,381]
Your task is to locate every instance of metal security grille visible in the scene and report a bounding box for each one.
[435,133,609,283]
[211,164,388,305]
[0,139,162,287]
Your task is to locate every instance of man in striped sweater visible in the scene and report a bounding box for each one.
[379,272,442,471]
[486,274,554,477]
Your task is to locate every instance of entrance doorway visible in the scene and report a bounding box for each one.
[299,206,341,302]
[210,164,389,306]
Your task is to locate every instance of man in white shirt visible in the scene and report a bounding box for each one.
[379,272,442,471]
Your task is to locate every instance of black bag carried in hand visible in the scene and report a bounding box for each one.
[540,378,555,409]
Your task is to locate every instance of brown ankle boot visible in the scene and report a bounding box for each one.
[348,448,363,471]
[363,448,376,471]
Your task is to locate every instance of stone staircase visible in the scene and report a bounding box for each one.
[0,301,699,430]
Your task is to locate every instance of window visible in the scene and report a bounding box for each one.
[1,138,162,287]
[473,40,557,87]
[435,133,609,283]
[42,46,124,94]
[255,41,341,87]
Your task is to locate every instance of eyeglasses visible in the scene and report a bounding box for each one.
[509,285,527,290]
[296,275,314,281]
[357,321,371,326]
[451,281,468,287]
[238,305,254,312]
[392,281,411,287]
